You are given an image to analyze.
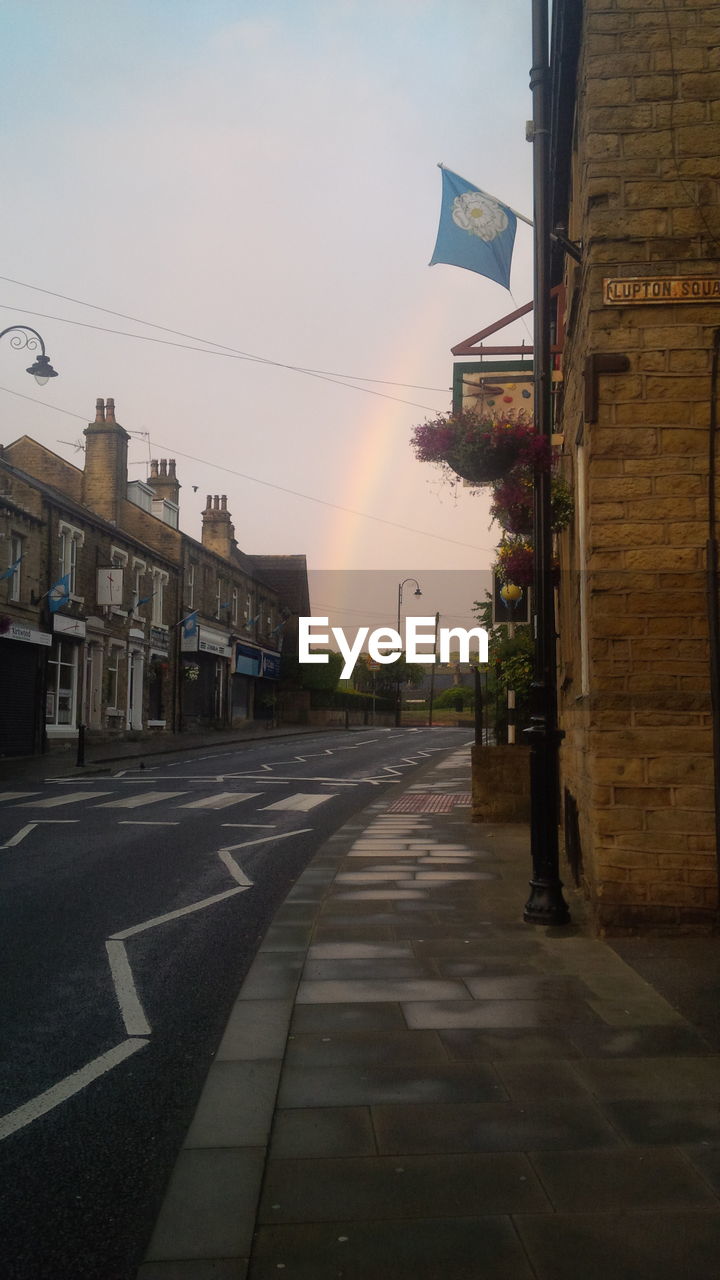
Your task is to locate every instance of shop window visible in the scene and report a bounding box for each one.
[46,639,78,728]
[106,644,123,710]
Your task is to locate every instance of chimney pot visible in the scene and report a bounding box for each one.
[160,459,167,476]
[150,459,159,477]
[106,397,116,424]
[95,398,105,423]
[169,459,176,477]
[221,494,227,511]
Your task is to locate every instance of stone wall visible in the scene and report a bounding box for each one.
[555,0,720,931]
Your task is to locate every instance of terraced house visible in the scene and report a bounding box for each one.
[0,397,307,756]
[550,0,720,930]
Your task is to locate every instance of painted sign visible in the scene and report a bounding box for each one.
[97,567,124,605]
[604,276,720,305]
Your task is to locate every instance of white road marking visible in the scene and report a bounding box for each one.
[0,1039,147,1142]
[218,828,311,853]
[96,791,186,809]
[261,793,334,812]
[105,940,151,1036]
[118,821,179,826]
[111,886,251,941]
[0,824,37,848]
[178,792,260,810]
[0,792,40,803]
[221,823,276,829]
[217,850,253,886]
[19,791,113,808]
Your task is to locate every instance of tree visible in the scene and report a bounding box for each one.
[353,653,424,697]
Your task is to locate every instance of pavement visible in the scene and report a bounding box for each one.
[119,739,720,1280]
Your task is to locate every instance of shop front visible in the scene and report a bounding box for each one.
[234,641,281,723]
[181,623,233,727]
[0,619,52,756]
[46,615,87,743]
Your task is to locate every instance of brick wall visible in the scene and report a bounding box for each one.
[556,0,720,931]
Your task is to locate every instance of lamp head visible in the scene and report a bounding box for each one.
[27,353,59,386]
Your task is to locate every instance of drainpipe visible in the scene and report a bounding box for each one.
[706,330,720,911]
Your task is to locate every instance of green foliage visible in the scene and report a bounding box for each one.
[353,653,425,696]
[282,650,344,692]
[432,685,475,710]
[472,592,534,738]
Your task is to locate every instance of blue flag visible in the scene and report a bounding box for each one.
[0,555,21,582]
[181,610,199,640]
[430,167,517,289]
[49,572,71,612]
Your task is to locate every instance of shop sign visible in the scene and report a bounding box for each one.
[236,641,261,677]
[3,620,52,646]
[53,615,87,639]
[197,634,230,655]
[261,650,282,680]
[604,276,720,305]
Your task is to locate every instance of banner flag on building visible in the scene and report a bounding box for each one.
[0,555,22,582]
[430,166,519,290]
[48,572,71,612]
[181,610,199,640]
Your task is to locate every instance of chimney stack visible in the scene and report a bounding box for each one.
[82,396,130,522]
[201,492,237,559]
[148,456,180,508]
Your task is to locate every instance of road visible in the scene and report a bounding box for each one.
[0,726,468,1279]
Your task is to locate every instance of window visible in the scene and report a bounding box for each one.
[8,533,22,602]
[151,569,168,627]
[216,579,223,619]
[106,645,122,710]
[132,559,146,615]
[46,639,78,727]
[187,563,195,610]
[232,587,238,625]
[58,522,84,596]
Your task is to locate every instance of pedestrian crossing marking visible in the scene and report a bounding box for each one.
[96,791,187,809]
[19,791,114,808]
[178,792,261,810]
[261,793,334,812]
[0,792,40,803]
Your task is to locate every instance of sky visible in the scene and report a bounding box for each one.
[0,0,535,625]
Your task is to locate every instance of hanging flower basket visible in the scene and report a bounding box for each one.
[184,663,200,682]
[494,539,560,590]
[411,410,550,487]
[490,473,574,537]
[495,539,534,588]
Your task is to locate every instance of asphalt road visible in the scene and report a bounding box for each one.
[0,726,468,1279]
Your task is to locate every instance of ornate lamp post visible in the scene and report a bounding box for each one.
[395,577,422,726]
[0,325,59,385]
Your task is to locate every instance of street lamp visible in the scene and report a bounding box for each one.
[523,0,570,924]
[1,325,59,385]
[395,577,422,726]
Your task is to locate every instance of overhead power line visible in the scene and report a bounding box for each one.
[0,383,495,554]
[0,276,450,407]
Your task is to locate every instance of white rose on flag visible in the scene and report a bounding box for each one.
[451,192,508,242]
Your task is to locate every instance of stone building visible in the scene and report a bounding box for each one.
[550,0,720,929]
[1,397,306,754]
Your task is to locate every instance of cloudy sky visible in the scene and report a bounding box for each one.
[0,0,535,620]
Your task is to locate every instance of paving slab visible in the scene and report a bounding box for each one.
[139,744,720,1278]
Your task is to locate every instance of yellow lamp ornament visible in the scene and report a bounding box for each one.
[500,582,523,604]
